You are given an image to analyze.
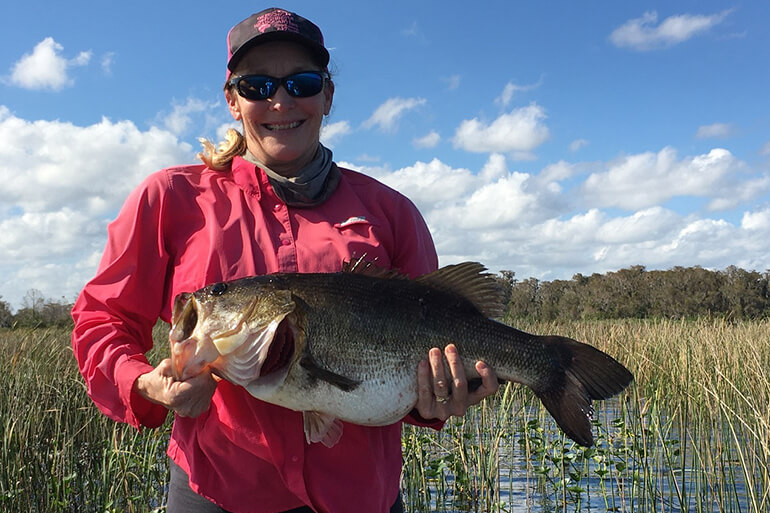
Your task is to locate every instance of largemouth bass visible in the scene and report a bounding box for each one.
[170,262,633,447]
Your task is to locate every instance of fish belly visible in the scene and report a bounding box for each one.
[246,364,420,426]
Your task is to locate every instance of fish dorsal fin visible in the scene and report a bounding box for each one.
[341,257,407,280]
[417,262,506,319]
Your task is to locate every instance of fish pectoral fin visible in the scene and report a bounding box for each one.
[303,411,343,448]
[299,355,361,392]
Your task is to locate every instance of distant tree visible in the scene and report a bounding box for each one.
[13,289,74,328]
[508,277,540,318]
[493,270,515,307]
[502,264,770,321]
[0,297,12,328]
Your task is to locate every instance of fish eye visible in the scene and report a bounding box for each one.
[211,282,228,296]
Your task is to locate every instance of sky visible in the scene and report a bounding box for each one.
[1,1,769,311]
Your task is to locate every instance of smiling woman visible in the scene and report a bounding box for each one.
[70,7,500,513]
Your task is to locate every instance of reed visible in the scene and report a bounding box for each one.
[1,318,768,512]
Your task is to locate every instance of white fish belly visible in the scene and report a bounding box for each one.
[247,367,419,426]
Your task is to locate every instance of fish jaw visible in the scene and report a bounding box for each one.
[170,334,220,381]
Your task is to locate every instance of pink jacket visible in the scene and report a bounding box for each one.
[71,156,439,513]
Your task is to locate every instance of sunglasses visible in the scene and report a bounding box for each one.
[228,71,329,101]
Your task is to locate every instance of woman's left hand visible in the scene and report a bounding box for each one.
[415,343,499,421]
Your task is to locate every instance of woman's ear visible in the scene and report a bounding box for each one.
[225,88,242,121]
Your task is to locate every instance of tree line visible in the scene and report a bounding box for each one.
[497,265,770,320]
[0,289,73,328]
[2,264,769,328]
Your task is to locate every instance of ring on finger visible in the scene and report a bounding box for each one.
[436,396,449,405]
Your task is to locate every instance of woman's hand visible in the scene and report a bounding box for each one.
[134,358,218,418]
[415,344,499,421]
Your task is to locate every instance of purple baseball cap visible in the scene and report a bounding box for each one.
[226,8,329,79]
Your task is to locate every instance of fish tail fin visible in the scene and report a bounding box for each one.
[533,336,633,446]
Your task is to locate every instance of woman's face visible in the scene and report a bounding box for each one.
[226,41,334,176]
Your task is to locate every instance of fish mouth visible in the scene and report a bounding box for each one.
[169,292,298,385]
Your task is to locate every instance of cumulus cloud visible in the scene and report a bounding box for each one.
[9,37,91,90]
[413,130,440,149]
[3,103,770,311]
[443,75,461,91]
[696,122,733,139]
[0,106,193,217]
[581,146,750,211]
[362,97,426,132]
[610,10,731,51]
[453,103,550,158]
[495,78,542,107]
[321,120,351,148]
[160,97,219,136]
[0,106,195,307]
[569,139,589,152]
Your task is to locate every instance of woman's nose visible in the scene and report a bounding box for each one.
[267,85,296,110]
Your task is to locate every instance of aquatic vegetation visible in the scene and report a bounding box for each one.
[1,318,768,512]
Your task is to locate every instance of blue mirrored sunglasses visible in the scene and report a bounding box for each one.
[228,71,328,101]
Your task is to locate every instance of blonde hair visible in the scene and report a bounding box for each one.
[196,128,247,171]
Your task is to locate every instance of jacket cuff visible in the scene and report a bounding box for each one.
[116,356,168,429]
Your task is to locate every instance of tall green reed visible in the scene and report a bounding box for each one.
[0,326,170,513]
[2,319,769,512]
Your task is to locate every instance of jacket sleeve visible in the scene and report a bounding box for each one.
[71,172,171,429]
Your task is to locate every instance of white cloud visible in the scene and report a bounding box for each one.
[696,122,733,139]
[0,106,194,308]
[101,52,116,75]
[443,75,461,91]
[3,104,770,311]
[413,130,440,149]
[321,120,351,148]
[495,78,542,107]
[0,107,193,217]
[161,97,218,136]
[761,141,770,156]
[453,103,550,158]
[581,147,746,210]
[362,97,426,132]
[9,37,91,90]
[610,10,731,51]
[569,139,589,152]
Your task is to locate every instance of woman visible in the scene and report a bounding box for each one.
[72,8,498,513]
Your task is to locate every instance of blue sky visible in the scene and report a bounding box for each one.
[1,1,769,310]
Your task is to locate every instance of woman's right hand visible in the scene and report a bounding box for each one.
[134,358,218,418]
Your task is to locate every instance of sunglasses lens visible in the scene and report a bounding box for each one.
[236,76,275,100]
[284,72,324,98]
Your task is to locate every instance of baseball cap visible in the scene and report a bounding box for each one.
[226,8,330,79]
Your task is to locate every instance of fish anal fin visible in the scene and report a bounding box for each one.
[303,411,343,448]
[417,262,506,319]
[299,355,361,392]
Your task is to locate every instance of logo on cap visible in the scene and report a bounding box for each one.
[255,9,300,35]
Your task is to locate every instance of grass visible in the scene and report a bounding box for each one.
[1,318,768,512]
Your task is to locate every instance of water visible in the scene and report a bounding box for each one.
[402,397,757,513]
